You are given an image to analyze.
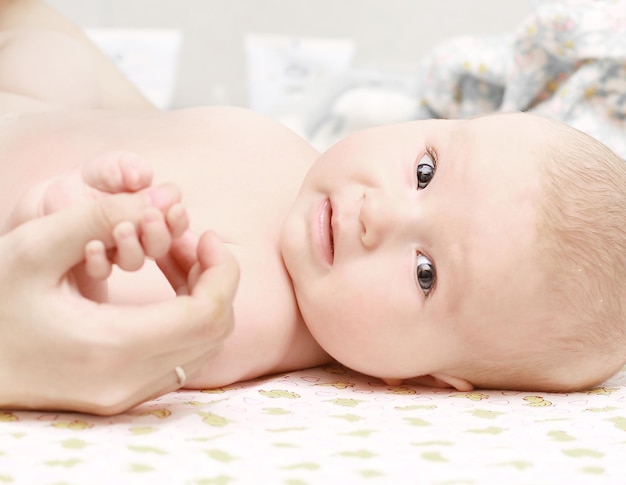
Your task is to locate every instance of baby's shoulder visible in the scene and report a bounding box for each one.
[169,106,316,155]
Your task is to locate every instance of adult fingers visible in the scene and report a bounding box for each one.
[154,254,189,295]
[11,185,182,282]
[84,348,223,416]
[169,230,200,273]
[106,231,239,350]
[139,347,224,400]
[58,232,239,414]
[189,231,240,306]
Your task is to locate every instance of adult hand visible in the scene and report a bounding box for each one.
[0,189,239,415]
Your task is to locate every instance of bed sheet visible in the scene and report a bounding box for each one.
[0,364,624,484]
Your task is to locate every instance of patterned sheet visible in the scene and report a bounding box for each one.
[0,364,625,484]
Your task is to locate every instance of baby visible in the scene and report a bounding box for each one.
[3,0,626,394]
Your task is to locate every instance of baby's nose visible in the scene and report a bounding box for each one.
[359,188,410,249]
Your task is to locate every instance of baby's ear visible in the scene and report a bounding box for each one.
[430,373,474,391]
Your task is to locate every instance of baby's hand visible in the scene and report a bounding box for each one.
[7,150,191,302]
[84,202,189,280]
[70,152,190,301]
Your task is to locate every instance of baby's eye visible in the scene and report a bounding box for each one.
[416,148,437,190]
[416,253,436,296]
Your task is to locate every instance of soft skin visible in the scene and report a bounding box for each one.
[281,114,549,388]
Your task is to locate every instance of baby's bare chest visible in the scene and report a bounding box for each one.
[132,108,316,246]
[122,108,316,327]
[4,107,316,327]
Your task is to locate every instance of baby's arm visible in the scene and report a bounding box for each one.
[80,204,189,303]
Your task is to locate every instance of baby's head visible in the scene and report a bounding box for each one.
[280,112,626,392]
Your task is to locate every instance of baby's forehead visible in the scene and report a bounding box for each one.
[457,114,565,184]
[465,112,559,141]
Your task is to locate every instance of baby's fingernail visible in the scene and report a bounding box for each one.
[168,203,186,220]
[147,185,178,210]
[142,207,161,223]
[114,221,136,239]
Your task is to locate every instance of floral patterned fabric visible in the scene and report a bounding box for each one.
[0,364,625,483]
[416,0,626,158]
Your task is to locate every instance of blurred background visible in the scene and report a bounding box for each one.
[47,0,533,146]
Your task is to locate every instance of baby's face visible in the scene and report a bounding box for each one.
[281,113,550,385]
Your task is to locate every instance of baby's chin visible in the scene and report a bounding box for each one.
[306,330,400,379]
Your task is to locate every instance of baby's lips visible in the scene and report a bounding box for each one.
[146,183,182,210]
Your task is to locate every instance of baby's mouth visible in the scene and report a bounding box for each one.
[329,203,334,260]
[319,197,334,266]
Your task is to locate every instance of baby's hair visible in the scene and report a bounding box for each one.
[535,119,626,389]
[458,116,626,392]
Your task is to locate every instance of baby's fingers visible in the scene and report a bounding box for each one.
[166,203,189,238]
[139,208,172,259]
[112,205,186,272]
[85,209,174,278]
[113,221,145,271]
[156,230,200,295]
[84,240,113,280]
[82,151,153,193]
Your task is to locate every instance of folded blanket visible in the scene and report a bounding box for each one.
[418,0,626,157]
